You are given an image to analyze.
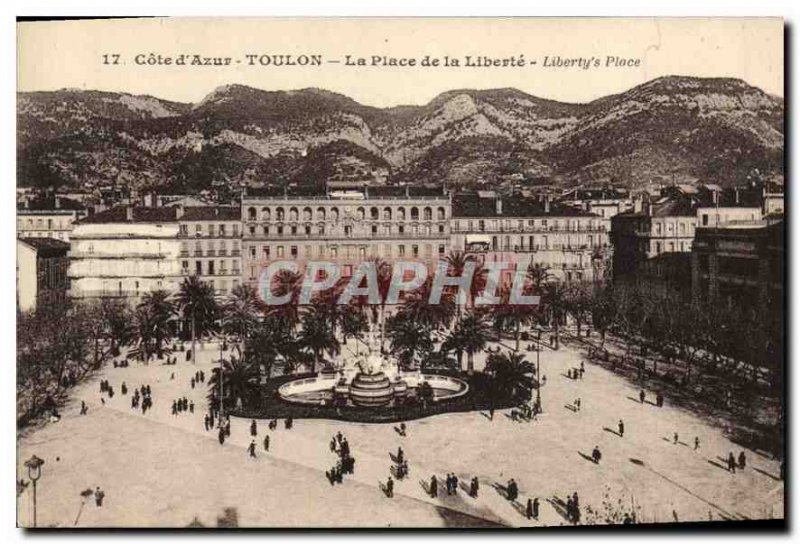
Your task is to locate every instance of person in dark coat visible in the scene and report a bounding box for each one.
[218,427,225,445]
[470,477,479,498]
[248,440,257,458]
[592,446,602,464]
[397,447,404,464]
[728,452,737,473]
[532,497,540,519]
[738,451,747,470]
[430,475,438,497]
[526,498,533,519]
[639,390,646,403]
[618,419,625,437]
[250,419,257,437]
[386,477,394,498]
[263,435,270,451]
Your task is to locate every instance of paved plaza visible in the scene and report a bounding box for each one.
[17,341,784,528]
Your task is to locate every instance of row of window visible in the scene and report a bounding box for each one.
[245,243,448,262]
[454,218,607,232]
[181,259,241,276]
[17,218,72,230]
[653,221,695,236]
[245,223,447,237]
[179,223,240,237]
[245,205,448,222]
[180,240,241,255]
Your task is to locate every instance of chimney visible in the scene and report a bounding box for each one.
[496,197,503,215]
[175,204,184,219]
[711,190,718,206]
[544,194,550,214]
[126,206,134,221]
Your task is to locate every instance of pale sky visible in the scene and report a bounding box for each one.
[17,17,783,107]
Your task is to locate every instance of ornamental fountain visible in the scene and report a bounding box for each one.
[277,323,468,408]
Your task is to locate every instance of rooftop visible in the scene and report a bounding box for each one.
[76,206,179,224]
[180,206,240,221]
[452,193,598,218]
[243,185,447,200]
[18,237,70,254]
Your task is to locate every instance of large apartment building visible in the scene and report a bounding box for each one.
[17,195,87,242]
[177,206,242,296]
[241,186,451,283]
[69,206,182,300]
[450,192,611,283]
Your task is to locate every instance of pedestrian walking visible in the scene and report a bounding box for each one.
[533,497,540,519]
[250,419,257,437]
[591,445,602,464]
[618,419,625,437]
[430,475,438,497]
[738,451,746,470]
[80,400,88,415]
[673,432,679,445]
[728,452,737,473]
[469,477,479,498]
[218,427,225,445]
[694,437,700,450]
[526,498,533,519]
[386,477,394,498]
[94,487,105,507]
[249,440,257,458]
[264,435,270,452]
[639,390,646,403]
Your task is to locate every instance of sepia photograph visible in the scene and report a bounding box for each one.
[14,16,785,529]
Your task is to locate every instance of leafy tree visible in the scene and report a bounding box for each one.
[455,311,492,374]
[485,351,535,416]
[298,309,340,374]
[386,314,434,370]
[134,290,176,361]
[207,355,260,411]
[176,275,219,363]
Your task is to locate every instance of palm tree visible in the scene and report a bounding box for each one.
[340,305,369,351]
[298,309,340,374]
[207,355,260,411]
[400,274,456,332]
[485,351,535,417]
[136,290,175,361]
[492,286,536,352]
[540,282,568,350]
[386,315,433,370]
[176,276,219,363]
[445,250,486,314]
[265,268,304,328]
[223,284,263,353]
[455,311,491,374]
[246,317,297,380]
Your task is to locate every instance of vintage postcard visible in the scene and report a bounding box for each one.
[16,17,784,528]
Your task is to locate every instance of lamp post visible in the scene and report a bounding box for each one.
[24,455,44,527]
[536,328,543,414]
[218,337,227,428]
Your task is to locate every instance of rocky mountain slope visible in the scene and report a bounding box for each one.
[17,76,784,192]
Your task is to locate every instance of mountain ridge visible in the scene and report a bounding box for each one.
[17,76,784,192]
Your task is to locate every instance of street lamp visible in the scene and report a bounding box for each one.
[535,327,543,414]
[24,455,44,527]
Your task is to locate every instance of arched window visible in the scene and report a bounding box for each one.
[423,207,432,221]
[303,207,312,221]
[247,207,257,221]
[370,207,379,220]
[317,207,326,221]
[276,207,285,221]
[397,208,406,221]
[330,207,339,221]
[289,207,299,221]
[410,207,419,220]
[437,207,446,220]
[357,207,365,220]
[261,207,271,221]
[383,207,392,220]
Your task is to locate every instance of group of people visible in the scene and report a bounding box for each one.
[564,491,581,524]
[567,363,585,380]
[727,451,747,473]
[111,359,130,368]
[638,389,664,407]
[326,431,355,485]
[130,384,153,414]
[190,370,206,390]
[171,396,194,415]
[99,379,115,399]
